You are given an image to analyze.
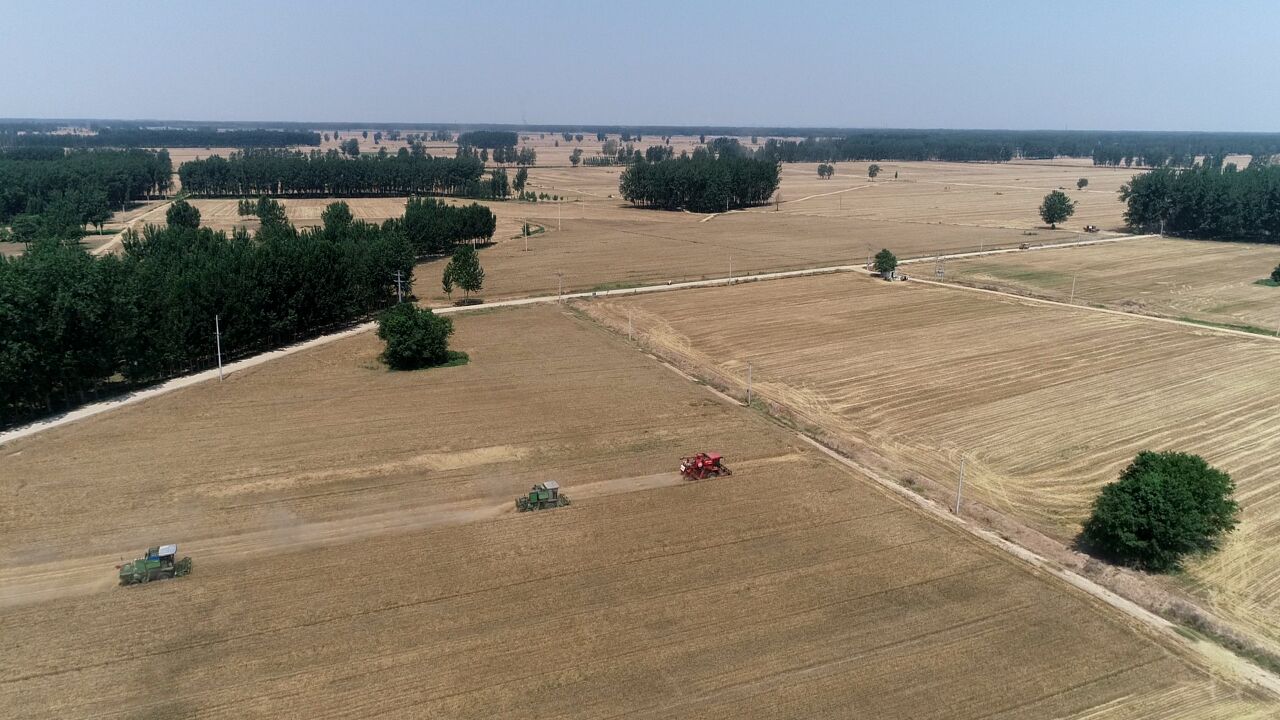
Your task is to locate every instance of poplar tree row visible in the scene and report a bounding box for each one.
[178,149,488,197]
[0,201,412,425]
[1121,162,1280,239]
[0,148,171,230]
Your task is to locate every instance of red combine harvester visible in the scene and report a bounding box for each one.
[680,452,733,480]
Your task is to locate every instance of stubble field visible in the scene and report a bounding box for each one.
[0,304,1266,718]
[580,272,1280,653]
[941,237,1280,331]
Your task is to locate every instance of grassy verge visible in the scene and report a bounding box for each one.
[1177,317,1278,337]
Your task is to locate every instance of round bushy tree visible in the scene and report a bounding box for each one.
[377,304,454,370]
[165,199,201,229]
[1081,451,1239,571]
[1039,190,1076,228]
[873,248,898,275]
[1270,262,1280,284]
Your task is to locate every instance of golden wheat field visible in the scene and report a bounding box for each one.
[580,272,1280,655]
[0,305,1268,718]
[941,237,1280,331]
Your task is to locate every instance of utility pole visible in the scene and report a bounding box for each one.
[392,270,404,302]
[556,271,564,300]
[215,314,224,382]
[523,220,528,252]
[628,312,633,341]
[953,457,965,514]
[1069,273,1078,304]
[729,254,733,282]
[746,363,753,406]
[557,202,562,231]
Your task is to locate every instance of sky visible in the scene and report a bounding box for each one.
[2,1,1278,132]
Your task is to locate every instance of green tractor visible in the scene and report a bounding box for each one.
[117,544,192,586]
[516,481,570,512]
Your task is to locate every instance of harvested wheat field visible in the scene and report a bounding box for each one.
[580,272,1280,653]
[942,237,1280,331]
[0,304,1267,718]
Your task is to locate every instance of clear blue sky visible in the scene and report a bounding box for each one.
[2,1,1277,131]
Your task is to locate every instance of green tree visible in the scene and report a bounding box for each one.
[1081,451,1239,571]
[321,201,353,232]
[376,304,454,370]
[867,164,881,179]
[165,199,201,229]
[489,168,509,198]
[570,148,583,167]
[513,167,528,193]
[874,248,898,275]
[1039,190,1076,228]
[1271,263,1280,284]
[341,138,360,157]
[1077,177,1089,190]
[443,243,485,300]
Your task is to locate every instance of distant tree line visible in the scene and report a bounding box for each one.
[457,130,519,149]
[0,148,171,234]
[1121,162,1280,240]
[0,200,413,426]
[178,149,498,198]
[0,128,320,149]
[756,130,1280,167]
[619,148,780,212]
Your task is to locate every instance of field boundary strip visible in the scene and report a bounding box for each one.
[0,232,1160,447]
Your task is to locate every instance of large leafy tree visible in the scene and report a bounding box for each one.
[1081,451,1239,571]
[1039,190,1076,228]
[376,304,454,370]
[873,248,898,275]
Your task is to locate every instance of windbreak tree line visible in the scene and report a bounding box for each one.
[178,149,489,198]
[1121,162,1280,240]
[619,152,780,212]
[456,131,518,149]
[0,149,171,230]
[0,202,413,426]
[1,128,320,148]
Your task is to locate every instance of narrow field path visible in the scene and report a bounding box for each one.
[91,198,175,256]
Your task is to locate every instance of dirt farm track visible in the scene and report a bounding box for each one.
[1,305,1272,718]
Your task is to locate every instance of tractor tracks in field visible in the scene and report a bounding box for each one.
[598,314,1280,701]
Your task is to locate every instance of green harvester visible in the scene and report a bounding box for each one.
[516,481,570,512]
[117,544,193,586]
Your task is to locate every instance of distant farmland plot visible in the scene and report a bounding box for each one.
[581,273,1280,653]
[0,304,1264,718]
[942,237,1280,332]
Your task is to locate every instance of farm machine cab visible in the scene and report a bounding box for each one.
[118,544,193,586]
[516,481,571,512]
[680,452,733,480]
